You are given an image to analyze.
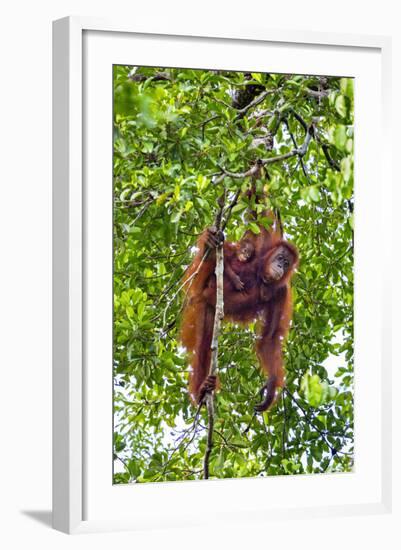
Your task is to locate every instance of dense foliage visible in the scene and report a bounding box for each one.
[113,66,354,483]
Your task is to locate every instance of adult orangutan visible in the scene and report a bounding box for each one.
[181,211,298,412]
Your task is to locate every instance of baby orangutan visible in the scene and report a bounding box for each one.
[224,239,256,291]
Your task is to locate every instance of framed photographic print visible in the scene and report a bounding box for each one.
[53,17,392,534]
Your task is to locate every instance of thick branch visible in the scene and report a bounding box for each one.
[306,87,330,99]
[129,71,171,82]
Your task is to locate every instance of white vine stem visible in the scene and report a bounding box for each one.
[203,239,224,479]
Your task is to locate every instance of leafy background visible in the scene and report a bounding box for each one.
[113,66,354,483]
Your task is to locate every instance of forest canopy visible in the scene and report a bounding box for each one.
[113,66,354,483]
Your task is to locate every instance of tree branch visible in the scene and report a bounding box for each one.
[320,142,341,172]
[234,88,279,120]
[306,87,330,99]
[283,117,311,182]
[215,123,314,183]
[203,194,225,479]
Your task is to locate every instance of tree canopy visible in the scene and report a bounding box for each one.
[113,66,354,483]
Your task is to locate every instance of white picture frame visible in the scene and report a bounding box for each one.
[52,16,392,535]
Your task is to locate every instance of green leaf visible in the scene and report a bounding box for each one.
[335,95,347,118]
[309,186,321,203]
[171,210,182,223]
[340,78,354,100]
[251,73,263,84]
[248,222,261,234]
[137,302,145,321]
[341,156,353,183]
[332,125,347,151]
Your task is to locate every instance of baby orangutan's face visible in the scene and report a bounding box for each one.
[237,242,254,263]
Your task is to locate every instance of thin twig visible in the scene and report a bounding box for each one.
[160,255,208,327]
[289,109,308,133]
[221,188,243,231]
[289,108,340,173]
[242,412,257,435]
[285,388,353,457]
[283,118,311,183]
[281,391,287,457]
[160,403,203,477]
[320,142,341,172]
[199,115,221,140]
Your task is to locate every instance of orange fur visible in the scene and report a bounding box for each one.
[181,219,298,410]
